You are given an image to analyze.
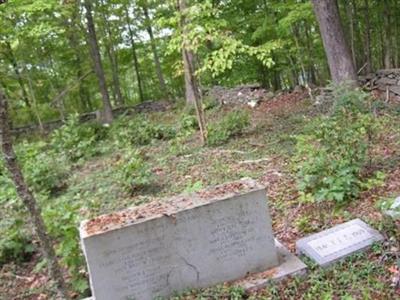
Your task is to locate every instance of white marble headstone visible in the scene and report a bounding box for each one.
[296,219,384,267]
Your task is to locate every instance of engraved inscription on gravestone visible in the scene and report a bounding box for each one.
[80,179,279,300]
[307,224,370,257]
[296,219,384,267]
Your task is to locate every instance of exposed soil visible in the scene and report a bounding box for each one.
[1,88,399,299]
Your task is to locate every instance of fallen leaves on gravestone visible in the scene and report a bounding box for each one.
[84,180,256,235]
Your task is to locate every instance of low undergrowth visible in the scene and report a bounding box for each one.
[0,89,399,299]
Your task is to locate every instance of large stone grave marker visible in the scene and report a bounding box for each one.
[296,219,384,267]
[80,178,303,300]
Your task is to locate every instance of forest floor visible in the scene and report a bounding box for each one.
[1,90,400,299]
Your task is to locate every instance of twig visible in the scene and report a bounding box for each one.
[357,62,368,75]
[238,158,270,165]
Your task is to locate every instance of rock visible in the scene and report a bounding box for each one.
[247,99,259,108]
[375,78,398,86]
[389,86,400,96]
[384,196,400,219]
[362,68,400,100]
[293,85,304,93]
[265,91,275,99]
[207,85,274,107]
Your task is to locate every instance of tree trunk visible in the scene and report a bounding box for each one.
[68,5,93,112]
[124,5,145,102]
[99,1,124,106]
[83,0,113,123]
[383,0,393,69]
[178,0,197,106]
[4,42,31,108]
[363,0,373,73]
[182,48,197,105]
[312,0,358,85]
[26,71,44,133]
[178,0,207,144]
[344,2,357,69]
[0,90,70,300]
[142,3,169,98]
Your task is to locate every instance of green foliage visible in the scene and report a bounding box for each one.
[179,114,199,131]
[184,180,203,193]
[16,141,68,192]
[50,115,103,162]
[0,140,69,267]
[115,149,152,192]
[207,110,250,146]
[43,198,89,294]
[133,119,176,146]
[0,217,34,265]
[293,88,380,204]
[111,115,176,147]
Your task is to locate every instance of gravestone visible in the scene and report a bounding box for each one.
[296,219,384,267]
[80,178,296,300]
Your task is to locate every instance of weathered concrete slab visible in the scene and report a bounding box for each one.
[81,239,307,300]
[296,219,384,267]
[234,239,307,291]
[80,179,279,300]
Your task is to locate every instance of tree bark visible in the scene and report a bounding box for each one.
[124,5,145,102]
[178,0,197,106]
[363,0,372,73]
[26,71,44,133]
[65,5,93,112]
[312,0,358,85]
[178,0,207,144]
[4,42,31,108]
[344,1,357,69]
[383,0,393,69]
[99,1,124,106]
[83,0,113,123]
[0,90,70,300]
[142,2,169,98]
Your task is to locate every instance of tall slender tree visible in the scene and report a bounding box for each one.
[142,1,169,98]
[99,0,124,106]
[124,4,145,102]
[0,90,70,300]
[178,0,207,144]
[83,0,113,123]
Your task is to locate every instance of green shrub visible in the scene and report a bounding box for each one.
[0,217,34,265]
[132,118,176,145]
[110,115,176,147]
[50,114,101,162]
[43,199,89,294]
[207,110,250,146]
[293,87,380,204]
[115,149,152,192]
[14,141,68,193]
[202,96,219,110]
[179,114,199,132]
[0,141,70,269]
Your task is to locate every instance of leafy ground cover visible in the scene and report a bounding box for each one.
[0,90,399,299]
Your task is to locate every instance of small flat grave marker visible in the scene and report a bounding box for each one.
[296,219,384,267]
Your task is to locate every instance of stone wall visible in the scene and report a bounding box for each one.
[7,100,171,136]
[360,69,400,98]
